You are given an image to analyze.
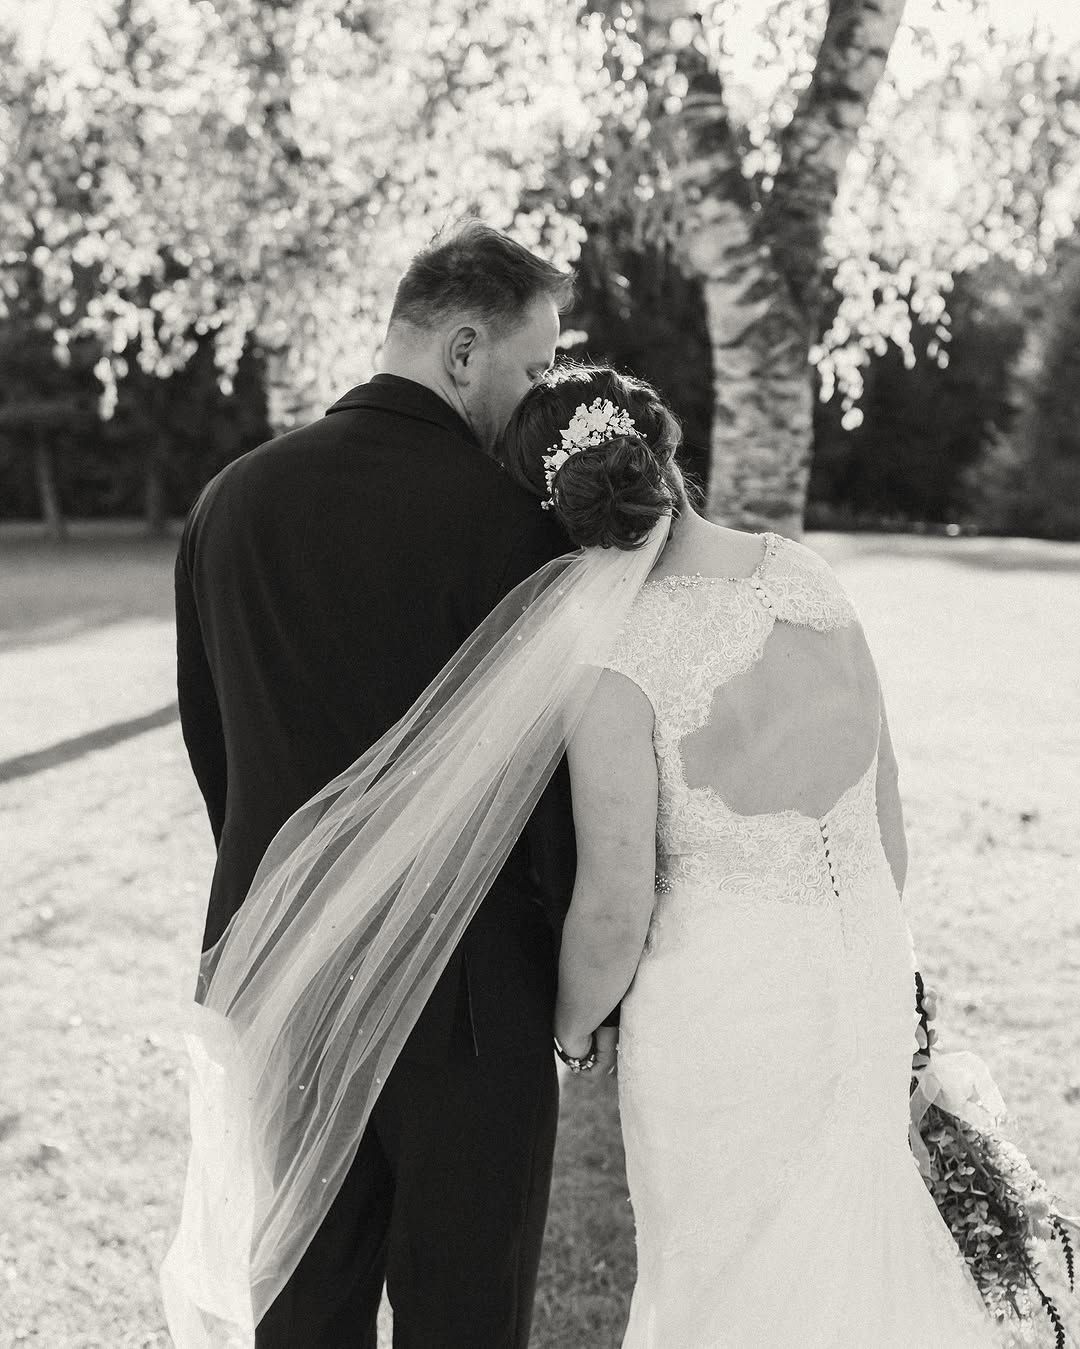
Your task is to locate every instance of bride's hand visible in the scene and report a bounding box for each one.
[554,1025,620,1078]
[555,1027,595,1060]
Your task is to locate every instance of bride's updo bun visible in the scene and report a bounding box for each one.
[551,432,672,551]
[498,361,685,551]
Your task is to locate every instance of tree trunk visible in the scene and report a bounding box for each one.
[763,0,909,331]
[32,430,66,542]
[660,15,815,535]
[643,0,906,533]
[685,195,815,537]
[144,435,168,537]
[144,373,170,538]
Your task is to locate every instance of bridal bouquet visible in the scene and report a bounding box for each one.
[910,972,1079,1346]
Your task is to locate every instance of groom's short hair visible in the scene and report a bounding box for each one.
[389,220,574,337]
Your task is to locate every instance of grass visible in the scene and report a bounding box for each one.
[1,525,1078,1347]
[0,522,179,647]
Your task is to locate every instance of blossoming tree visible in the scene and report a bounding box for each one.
[77,0,605,421]
[567,0,1080,532]
[1,0,606,529]
[5,0,1079,536]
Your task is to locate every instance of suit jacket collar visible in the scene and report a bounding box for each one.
[326,374,478,448]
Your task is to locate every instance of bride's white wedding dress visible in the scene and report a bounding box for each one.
[605,532,1009,1348]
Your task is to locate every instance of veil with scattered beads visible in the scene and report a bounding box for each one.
[159,515,671,1347]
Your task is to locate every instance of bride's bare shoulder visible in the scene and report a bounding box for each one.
[649,514,768,583]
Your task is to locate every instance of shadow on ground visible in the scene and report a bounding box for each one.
[0,704,179,784]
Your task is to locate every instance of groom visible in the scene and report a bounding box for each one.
[175,222,582,1347]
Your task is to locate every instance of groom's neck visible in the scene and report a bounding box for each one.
[376,334,480,447]
[377,342,454,408]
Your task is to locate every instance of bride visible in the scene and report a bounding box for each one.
[503,364,1009,1346]
[163,361,1009,1346]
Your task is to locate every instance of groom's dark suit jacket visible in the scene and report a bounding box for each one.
[175,374,576,1062]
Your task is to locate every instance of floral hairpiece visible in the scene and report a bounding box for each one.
[540,398,639,510]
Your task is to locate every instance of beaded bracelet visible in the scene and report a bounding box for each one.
[554,1030,598,1073]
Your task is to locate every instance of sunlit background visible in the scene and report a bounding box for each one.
[4,0,1080,535]
[13,0,1080,75]
[2,3,1079,1346]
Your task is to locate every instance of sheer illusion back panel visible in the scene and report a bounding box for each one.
[680,617,881,820]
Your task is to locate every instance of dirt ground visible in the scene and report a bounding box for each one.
[1,526,1077,1347]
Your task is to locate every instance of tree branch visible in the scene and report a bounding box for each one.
[764,0,906,326]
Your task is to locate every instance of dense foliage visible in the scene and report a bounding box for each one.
[1,0,1079,536]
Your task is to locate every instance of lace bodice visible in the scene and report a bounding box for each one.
[605,533,884,913]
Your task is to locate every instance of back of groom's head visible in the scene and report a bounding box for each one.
[388,219,574,338]
[381,220,573,452]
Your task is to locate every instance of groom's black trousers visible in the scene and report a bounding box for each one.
[255,1048,559,1349]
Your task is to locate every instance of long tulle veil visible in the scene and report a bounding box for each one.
[159,515,671,1346]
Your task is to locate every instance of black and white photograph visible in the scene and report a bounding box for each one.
[2,0,1079,1345]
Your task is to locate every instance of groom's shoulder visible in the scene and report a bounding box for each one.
[177,414,344,558]
[180,383,565,560]
[458,454,568,553]
[183,389,396,508]
[178,421,313,519]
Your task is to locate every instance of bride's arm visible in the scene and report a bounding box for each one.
[876,691,908,897]
[554,670,658,1054]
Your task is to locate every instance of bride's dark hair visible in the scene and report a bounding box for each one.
[498,361,685,550]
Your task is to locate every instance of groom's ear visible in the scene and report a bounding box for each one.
[444,323,480,386]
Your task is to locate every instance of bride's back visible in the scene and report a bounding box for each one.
[607,528,883,842]
[682,607,879,820]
